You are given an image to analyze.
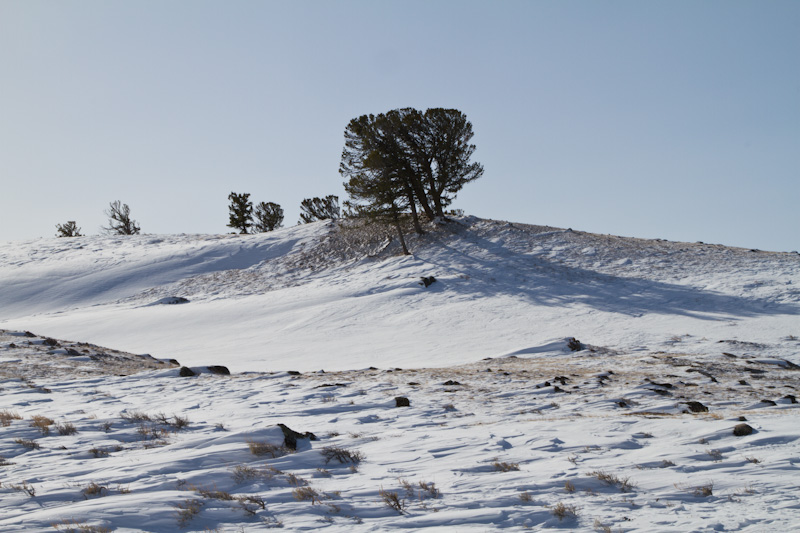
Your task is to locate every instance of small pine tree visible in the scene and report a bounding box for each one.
[55,221,83,237]
[253,201,284,232]
[103,201,140,235]
[227,192,253,234]
[299,195,339,224]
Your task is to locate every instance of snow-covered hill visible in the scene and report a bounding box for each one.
[2,217,798,372]
[1,217,799,532]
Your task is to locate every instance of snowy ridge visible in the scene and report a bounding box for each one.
[0,217,799,531]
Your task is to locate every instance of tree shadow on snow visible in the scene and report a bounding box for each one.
[415,227,799,321]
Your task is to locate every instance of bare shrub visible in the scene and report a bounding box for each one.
[9,480,36,497]
[745,456,762,464]
[237,494,267,515]
[564,480,576,493]
[321,445,364,465]
[379,489,406,514]
[82,482,108,499]
[231,464,282,483]
[192,484,235,501]
[56,422,78,435]
[287,473,307,487]
[551,502,578,521]
[120,411,151,423]
[247,440,293,458]
[15,438,40,450]
[588,470,636,492]
[171,414,190,430]
[173,499,203,527]
[519,491,533,502]
[89,447,110,458]
[293,486,323,504]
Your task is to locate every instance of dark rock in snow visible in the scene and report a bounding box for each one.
[759,399,777,406]
[65,348,81,356]
[683,401,708,413]
[733,423,755,436]
[567,337,583,351]
[179,366,196,377]
[443,380,461,386]
[152,296,190,305]
[395,396,411,407]
[783,394,798,404]
[278,423,317,450]
[207,365,230,375]
[43,338,59,347]
[287,371,301,376]
[420,276,437,287]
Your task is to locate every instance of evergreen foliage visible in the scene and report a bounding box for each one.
[55,221,82,237]
[299,195,339,224]
[253,201,284,232]
[103,201,140,235]
[340,108,483,235]
[227,192,253,234]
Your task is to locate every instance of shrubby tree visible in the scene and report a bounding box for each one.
[299,195,339,224]
[227,192,253,234]
[103,201,140,235]
[253,201,284,232]
[55,221,82,237]
[340,107,483,233]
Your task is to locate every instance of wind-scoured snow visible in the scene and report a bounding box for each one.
[0,217,798,532]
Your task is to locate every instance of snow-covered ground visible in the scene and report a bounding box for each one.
[0,217,798,531]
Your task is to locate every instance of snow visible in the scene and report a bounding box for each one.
[0,216,798,531]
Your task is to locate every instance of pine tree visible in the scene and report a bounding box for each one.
[103,201,140,235]
[340,108,483,223]
[55,221,82,237]
[299,195,339,224]
[227,192,253,234]
[253,201,284,232]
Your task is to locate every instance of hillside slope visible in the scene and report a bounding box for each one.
[1,217,798,372]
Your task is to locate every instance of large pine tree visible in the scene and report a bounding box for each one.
[340,108,483,230]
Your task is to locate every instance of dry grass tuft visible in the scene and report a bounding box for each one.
[587,470,636,492]
[0,409,22,426]
[551,501,578,521]
[492,460,520,472]
[247,440,293,458]
[82,482,108,499]
[51,519,112,533]
[9,480,36,497]
[29,414,54,435]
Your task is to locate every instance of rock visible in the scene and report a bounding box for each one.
[394,396,410,407]
[287,371,301,376]
[43,338,59,347]
[65,348,81,356]
[733,423,754,436]
[443,380,461,386]
[278,423,317,450]
[567,337,583,351]
[420,276,437,288]
[683,401,708,413]
[153,296,190,305]
[179,366,196,377]
[207,365,230,375]
[760,399,777,406]
[783,395,798,404]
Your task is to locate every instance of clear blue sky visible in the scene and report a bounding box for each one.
[1,0,798,251]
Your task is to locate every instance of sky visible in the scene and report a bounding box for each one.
[1,0,798,252]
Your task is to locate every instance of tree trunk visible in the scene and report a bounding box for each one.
[392,209,410,255]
